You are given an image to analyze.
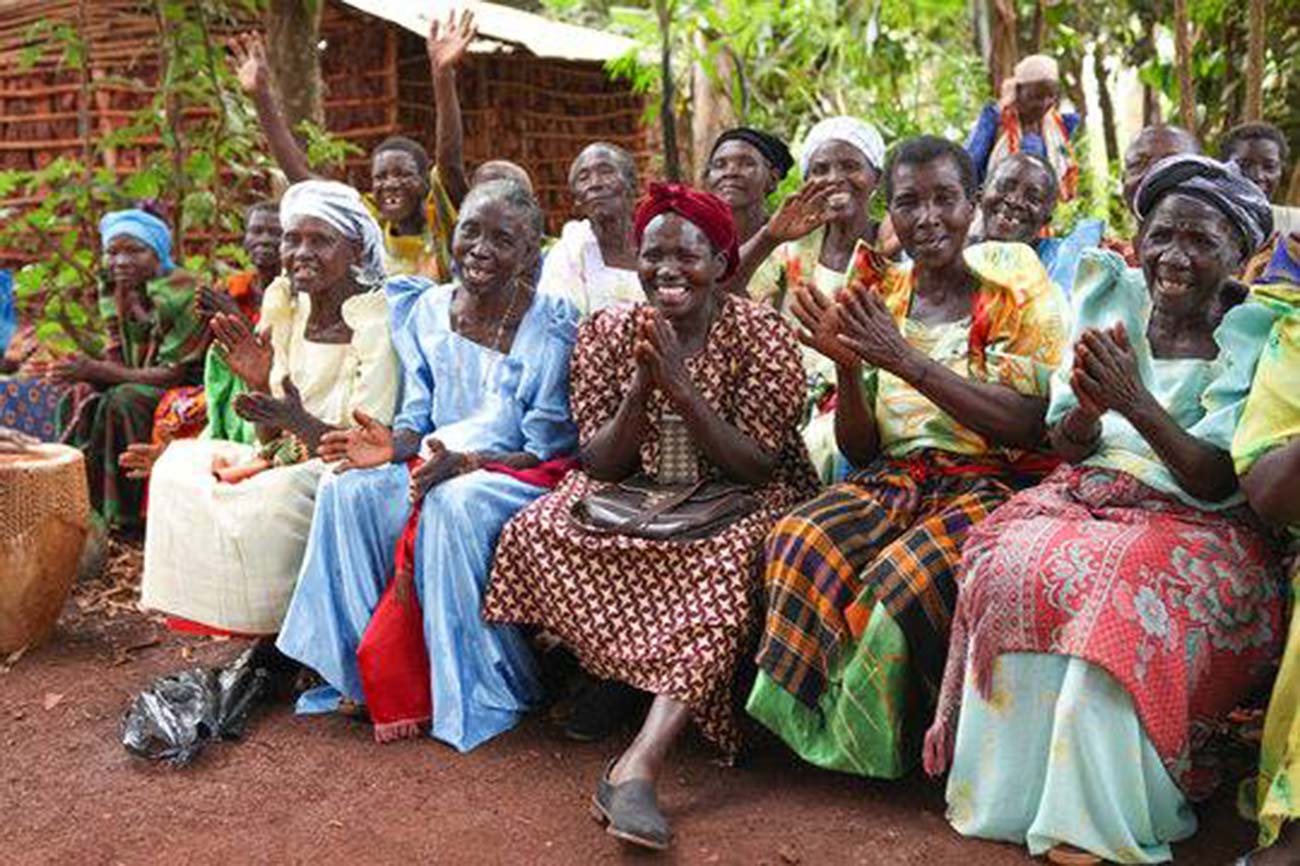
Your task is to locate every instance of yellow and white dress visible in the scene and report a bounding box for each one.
[140,279,399,634]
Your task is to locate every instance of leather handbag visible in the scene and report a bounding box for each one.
[570,474,759,542]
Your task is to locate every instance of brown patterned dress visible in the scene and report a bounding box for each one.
[483,293,818,755]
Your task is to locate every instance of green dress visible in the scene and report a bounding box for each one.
[58,272,206,530]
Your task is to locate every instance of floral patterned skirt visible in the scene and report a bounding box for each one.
[932,465,1284,797]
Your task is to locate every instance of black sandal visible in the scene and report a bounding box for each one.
[591,762,671,851]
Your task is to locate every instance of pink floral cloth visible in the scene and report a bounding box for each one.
[932,464,1283,795]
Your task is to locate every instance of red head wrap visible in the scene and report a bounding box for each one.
[633,182,739,281]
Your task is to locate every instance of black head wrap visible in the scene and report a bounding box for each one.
[1135,154,1273,255]
[710,127,795,180]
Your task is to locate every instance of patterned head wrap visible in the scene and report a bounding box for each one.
[633,182,739,280]
[799,116,887,176]
[99,209,175,274]
[1135,153,1274,255]
[710,127,795,180]
[280,180,387,287]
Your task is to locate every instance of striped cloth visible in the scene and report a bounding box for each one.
[756,450,1036,708]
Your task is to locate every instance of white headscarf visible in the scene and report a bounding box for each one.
[1014,54,1059,85]
[280,180,386,287]
[798,116,887,176]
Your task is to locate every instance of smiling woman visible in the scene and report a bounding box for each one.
[485,183,818,851]
[139,180,399,637]
[747,135,1070,781]
[274,179,578,750]
[924,154,1281,863]
[536,142,644,317]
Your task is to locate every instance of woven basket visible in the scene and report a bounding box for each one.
[0,444,89,653]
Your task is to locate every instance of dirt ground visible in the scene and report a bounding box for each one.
[0,545,1256,866]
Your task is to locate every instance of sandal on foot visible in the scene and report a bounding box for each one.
[1046,844,1101,866]
[591,764,671,851]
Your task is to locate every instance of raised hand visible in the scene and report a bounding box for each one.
[212,311,272,392]
[765,178,835,243]
[1075,324,1151,419]
[320,409,394,472]
[427,8,476,74]
[790,283,858,368]
[230,31,270,95]
[835,283,918,376]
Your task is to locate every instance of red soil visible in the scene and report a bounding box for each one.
[0,594,1256,865]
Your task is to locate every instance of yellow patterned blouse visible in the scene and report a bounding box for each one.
[855,240,1069,459]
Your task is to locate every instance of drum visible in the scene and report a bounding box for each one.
[0,443,89,653]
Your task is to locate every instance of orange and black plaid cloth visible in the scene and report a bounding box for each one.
[755,449,1048,709]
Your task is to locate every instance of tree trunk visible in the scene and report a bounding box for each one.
[1173,0,1196,131]
[1245,0,1265,121]
[691,32,737,185]
[653,0,681,182]
[1139,12,1162,125]
[989,0,1019,98]
[265,0,323,129]
[1031,0,1047,55]
[1093,49,1119,166]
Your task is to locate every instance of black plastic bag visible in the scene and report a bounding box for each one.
[121,646,270,765]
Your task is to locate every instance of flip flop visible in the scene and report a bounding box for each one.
[1046,844,1102,865]
[590,762,671,851]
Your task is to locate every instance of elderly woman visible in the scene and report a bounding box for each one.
[140,181,399,636]
[126,201,284,465]
[48,209,207,531]
[966,54,1080,200]
[484,184,817,850]
[234,14,479,280]
[976,153,1102,296]
[1233,236,1300,866]
[747,136,1069,779]
[923,155,1280,864]
[704,127,794,245]
[729,116,889,480]
[275,180,576,749]
[742,116,886,313]
[702,127,795,296]
[537,142,643,316]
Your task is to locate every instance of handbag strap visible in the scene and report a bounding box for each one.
[623,479,708,533]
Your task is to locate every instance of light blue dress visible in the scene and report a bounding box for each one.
[276,277,578,752]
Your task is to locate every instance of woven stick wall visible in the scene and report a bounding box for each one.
[392,29,654,233]
[0,0,652,266]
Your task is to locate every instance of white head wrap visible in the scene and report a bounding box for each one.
[799,116,887,176]
[1014,54,1059,85]
[280,180,386,288]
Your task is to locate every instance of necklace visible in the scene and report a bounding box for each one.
[449,282,527,418]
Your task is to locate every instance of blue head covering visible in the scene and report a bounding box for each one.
[99,209,175,274]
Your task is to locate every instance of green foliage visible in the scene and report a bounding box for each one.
[297,120,365,172]
[564,0,989,161]
[0,0,353,356]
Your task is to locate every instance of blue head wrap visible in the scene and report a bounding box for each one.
[99,209,175,273]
